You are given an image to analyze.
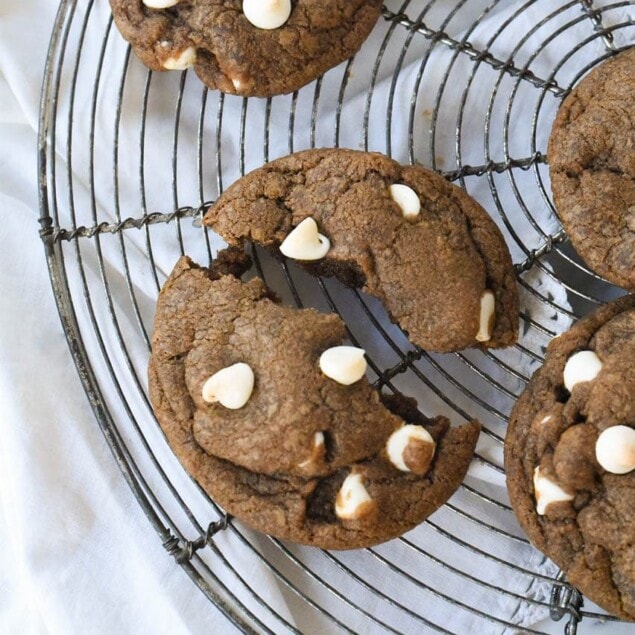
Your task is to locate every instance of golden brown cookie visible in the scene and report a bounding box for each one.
[548,48,635,290]
[149,251,480,549]
[203,148,519,353]
[505,295,635,620]
[109,0,383,97]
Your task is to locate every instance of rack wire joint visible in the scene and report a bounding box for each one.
[578,0,616,51]
[514,229,567,275]
[550,571,583,635]
[163,515,230,564]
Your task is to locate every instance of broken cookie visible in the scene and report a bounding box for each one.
[149,251,480,549]
[203,148,519,352]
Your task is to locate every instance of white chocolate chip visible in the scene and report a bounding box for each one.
[232,77,243,91]
[475,289,496,342]
[540,415,553,424]
[243,0,292,30]
[163,47,197,70]
[319,346,367,386]
[386,425,435,473]
[335,473,374,520]
[298,432,325,469]
[144,0,180,7]
[563,350,602,392]
[595,425,635,474]
[389,184,421,219]
[202,363,255,410]
[279,218,330,261]
[533,466,574,515]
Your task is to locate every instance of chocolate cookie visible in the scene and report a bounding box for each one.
[109,0,383,97]
[505,295,635,620]
[548,48,635,290]
[149,251,480,549]
[203,148,519,353]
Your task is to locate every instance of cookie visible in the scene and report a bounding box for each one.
[149,251,480,549]
[109,0,383,97]
[505,295,635,620]
[203,148,519,353]
[548,48,635,290]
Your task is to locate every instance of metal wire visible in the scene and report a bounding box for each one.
[38,0,633,633]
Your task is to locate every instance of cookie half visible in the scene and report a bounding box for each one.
[548,47,635,290]
[149,252,480,549]
[203,148,518,353]
[109,0,383,97]
[505,295,635,620]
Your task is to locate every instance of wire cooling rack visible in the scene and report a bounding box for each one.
[38,1,633,633]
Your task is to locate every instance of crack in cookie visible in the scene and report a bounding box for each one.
[203,148,519,353]
[149,252,480,549]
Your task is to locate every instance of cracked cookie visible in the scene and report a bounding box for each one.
[505,295,635,620]
[203,148,519,353]
[548,47,635,290]
[109,0,383,97]
[149,251,480,549]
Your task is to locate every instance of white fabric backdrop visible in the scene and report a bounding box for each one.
[0,1,632,633]
[0,1,238,631]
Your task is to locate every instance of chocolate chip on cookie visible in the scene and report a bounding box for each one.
[203,148,519,353]
[548,47,635,290]
[505,295,635,620]
[149,252,480,549]
[109,0,383,97]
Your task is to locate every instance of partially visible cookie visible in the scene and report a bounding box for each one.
[505,295,635,620]
[203,148,519,353]
[548,47,635,290]
[109,1,383,97]
[149,252,480,549]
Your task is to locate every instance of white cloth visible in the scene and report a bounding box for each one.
[0,8,238,633]
[1,1,633,633]
[0,2,234,632]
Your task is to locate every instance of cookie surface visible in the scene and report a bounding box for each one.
[109,0,383,97]
[548,48,635,290]
[505,296,635,620]
[203,148,518,353]
[149,252,480,549]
